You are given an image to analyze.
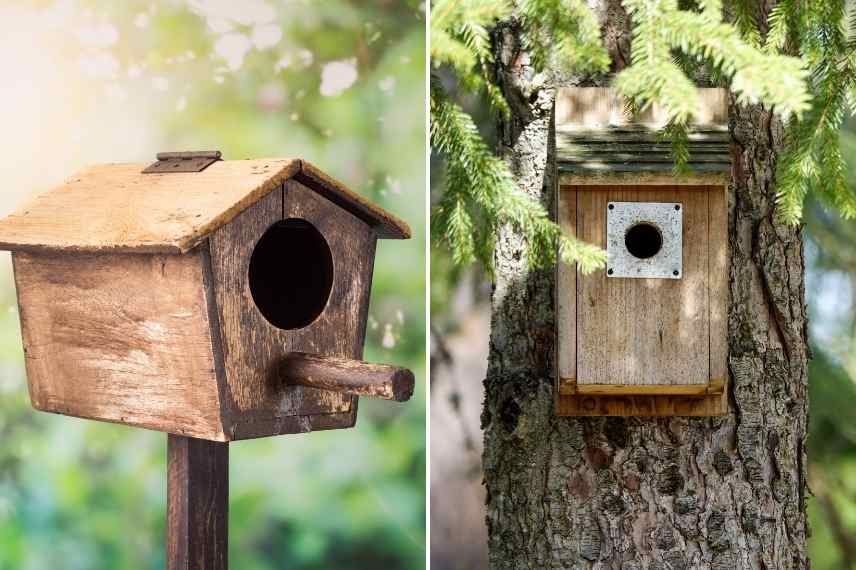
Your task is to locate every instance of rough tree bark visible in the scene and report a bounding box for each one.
[482,3,810,568]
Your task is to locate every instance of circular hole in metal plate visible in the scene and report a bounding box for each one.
[624,222,663,259]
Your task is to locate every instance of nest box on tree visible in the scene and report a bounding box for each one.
[0,152,415,441]
[554,88,731,418]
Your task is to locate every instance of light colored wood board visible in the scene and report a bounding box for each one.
[12,250,225,440]
[605,186,635,386]
[555,87,728,128]
[555,384,728,416]
[209,180,377,438]
[577,186,710,388]
[709,185,729,384]
[574,187,609,384]
[0,159,298,254]
[559,171,730,186]
[557,185,577,392]
[0,158,408,254]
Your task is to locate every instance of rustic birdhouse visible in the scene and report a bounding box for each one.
[554,88,730,417]
[0,152,414,441]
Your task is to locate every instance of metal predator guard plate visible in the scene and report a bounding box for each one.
[606,201,682,279]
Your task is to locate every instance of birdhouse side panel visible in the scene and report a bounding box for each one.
[208,180,377,439]
[12,250,226,439]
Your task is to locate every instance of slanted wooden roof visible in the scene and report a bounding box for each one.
[0,158,410,254]
[555,87,731,184]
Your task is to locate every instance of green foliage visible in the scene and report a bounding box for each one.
[765,0,856,223]
[616,0,810,172]
[430,0,609,275]
[517,0,611,72]
[431,82,606,274]
[431,0,856,274]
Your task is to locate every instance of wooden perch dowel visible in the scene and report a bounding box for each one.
[279,353,415,402]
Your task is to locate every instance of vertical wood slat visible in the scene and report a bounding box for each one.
[708,185,729,388]
[167,435,229,570]
[557,185,577,393]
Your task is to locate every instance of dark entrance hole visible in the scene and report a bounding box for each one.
[249,218,334,330]
[624,223,663,259]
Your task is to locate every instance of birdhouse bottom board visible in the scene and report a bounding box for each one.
[556,184,728,417]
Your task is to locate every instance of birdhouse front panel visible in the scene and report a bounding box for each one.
[0,157,410,441]
[554,87,729,417]
[208,179,377,440]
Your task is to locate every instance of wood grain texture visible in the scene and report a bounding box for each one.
[561,381,713,395]
[295,161,410,239]
[558,171,730,186]
[209,180,377,439]
[167,435,228,570]
[556,185,577,394]
[0,158,407,254]
[709,185,728,387]
[280,352,415,402]
[576,185,709,389]
[556,185,727,416]
[555,86,728,128]
[13,250,226,439]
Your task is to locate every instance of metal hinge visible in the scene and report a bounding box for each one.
[142,151,222,173]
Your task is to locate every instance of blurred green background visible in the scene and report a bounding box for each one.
[0,1,425,569]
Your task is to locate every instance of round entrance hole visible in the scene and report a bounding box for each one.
[249,218,334,330]
[624,222,663,259]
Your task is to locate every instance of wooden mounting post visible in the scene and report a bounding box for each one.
[167,434,229,570]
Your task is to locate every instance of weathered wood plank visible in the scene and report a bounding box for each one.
[573,187,609,388]
[559,154,731,164]
[295,161,410,239]
[167,435,228,570]
[0,160,299,254]
[209,180,376,439]
[558,170,730,186]
[558,142,730,154]
[0,159,408,254]
[280,353,415,402]
[576,185,709,389]
[556,185,577,394]
[559,163,730,173]
[563,382,712,396]
[555,87,728,128]
[709,185,729,390]
[12,250,225,440]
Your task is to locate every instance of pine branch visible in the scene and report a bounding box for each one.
[431,83,606,274]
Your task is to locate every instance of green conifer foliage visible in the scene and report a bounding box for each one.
[431,0,855,273]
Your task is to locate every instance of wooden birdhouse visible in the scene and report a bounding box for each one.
[554,88,730,417]
[0,152,414,441]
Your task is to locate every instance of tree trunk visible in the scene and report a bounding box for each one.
[483,4,810,568]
